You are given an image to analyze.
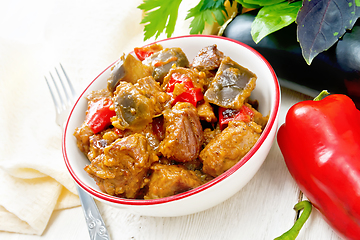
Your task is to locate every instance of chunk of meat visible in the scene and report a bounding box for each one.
[107,53,152,93]
[159,102,203,162]
[144,163,202,199]
[73,122,93,155]
[199,121,262,177]
[134,76,171,115]
[136,123,162,153]
[86,89,112,103]
[197,101,217,122]
[204,56,257,109]
[191,44,224,72]
[84,133,158,198]
[74,90,117,156]
[244,102,269,130]
[143,47,189,83]
[202,126,221,147]
[86,128,122,161]
[87,134,109,161]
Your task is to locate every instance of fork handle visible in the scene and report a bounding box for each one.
[77,185,111,240]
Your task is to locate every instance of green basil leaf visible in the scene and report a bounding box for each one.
[251,1,301,44]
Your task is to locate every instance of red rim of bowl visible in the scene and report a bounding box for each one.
[62,34,280,206]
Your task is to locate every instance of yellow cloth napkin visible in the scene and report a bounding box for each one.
[0,0,223,235]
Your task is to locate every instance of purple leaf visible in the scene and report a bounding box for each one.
[296,0,360,64]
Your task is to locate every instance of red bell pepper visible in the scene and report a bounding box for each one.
[219,104,254,130]
[166,72,203,107]
[85,98,116,134]
[277,91,360,240]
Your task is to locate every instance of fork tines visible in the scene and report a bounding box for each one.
[45,63,76,113]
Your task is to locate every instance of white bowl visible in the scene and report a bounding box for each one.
[62,35,280,217]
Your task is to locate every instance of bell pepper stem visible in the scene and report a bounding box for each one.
[313,90,330,101]
[274,200,312,240]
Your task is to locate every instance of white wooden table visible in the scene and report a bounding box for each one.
[0,87,342,240]
[0,0,344,239]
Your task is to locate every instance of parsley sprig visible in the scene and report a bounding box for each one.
[138,0,183,40]
[186,0,227,35]
[138,0,230,41]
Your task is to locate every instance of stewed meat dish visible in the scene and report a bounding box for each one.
[74,44,268,199]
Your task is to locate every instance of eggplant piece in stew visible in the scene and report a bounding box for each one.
[112,81,154,131]
[107,53,152,93]
[204,56,257,109]
[143,47,189,83]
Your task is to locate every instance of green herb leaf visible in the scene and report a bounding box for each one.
[236,0,285,8]
[251,1,301,44]
[296,0,360,64]
[185,0,227,35]
[234,0,260,9]
[245,0,286,6]
[200,0,226,10]
[138,0,183,41]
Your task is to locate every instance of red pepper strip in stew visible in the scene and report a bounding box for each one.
[152,116,165,140]
[85,98,116,134]
[167,73,194,93]
[219,104,254,130]
[277,91,360,240]
[134,44,163,61]
[172,87,203,107]
[134,47,155,61]
[167,73,204,107]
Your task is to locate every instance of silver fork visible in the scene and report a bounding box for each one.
[45,64,111,240]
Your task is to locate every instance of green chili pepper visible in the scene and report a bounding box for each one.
[274,200,312,240]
